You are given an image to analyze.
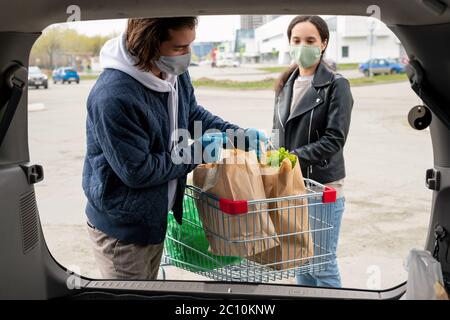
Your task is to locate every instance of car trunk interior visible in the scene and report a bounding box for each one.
[0,0,450,299]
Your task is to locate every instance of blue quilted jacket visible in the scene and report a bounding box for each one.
[82,69,240,245]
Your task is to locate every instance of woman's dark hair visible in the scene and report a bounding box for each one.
[275,15,330,96]
[126,17,198,72]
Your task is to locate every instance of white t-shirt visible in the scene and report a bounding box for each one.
[290,74,314,113]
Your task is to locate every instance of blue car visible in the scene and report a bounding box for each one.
[359,58,406,77]
[52,67,80,84]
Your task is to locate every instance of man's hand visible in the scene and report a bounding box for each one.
[197,132,228,163]
[244,128,269,161]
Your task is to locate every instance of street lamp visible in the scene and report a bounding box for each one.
[335,15,339,66]
[367,18,376,77]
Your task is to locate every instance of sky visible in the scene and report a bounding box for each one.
[59,15,241,42]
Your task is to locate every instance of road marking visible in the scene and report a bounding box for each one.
[28,103,46,112]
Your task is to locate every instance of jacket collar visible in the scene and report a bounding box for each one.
[285,61,335,89]
[278,61,335,126]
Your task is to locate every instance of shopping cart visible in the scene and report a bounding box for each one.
[161,179,336,283]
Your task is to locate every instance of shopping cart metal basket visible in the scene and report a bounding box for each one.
[162,179,336,283]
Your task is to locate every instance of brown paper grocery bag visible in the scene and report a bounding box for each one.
[253,157,314,270]
[193,148,280,258]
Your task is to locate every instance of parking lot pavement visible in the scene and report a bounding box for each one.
[28,77,432,289]
[188,65,279,81]
[188,65,363,81]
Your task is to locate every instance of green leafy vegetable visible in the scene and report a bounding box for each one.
[266,147,297,168]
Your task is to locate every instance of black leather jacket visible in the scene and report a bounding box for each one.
[272,62,354,184]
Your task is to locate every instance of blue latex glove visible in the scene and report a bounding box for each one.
[244,128,269,160]
[197,132,228,163]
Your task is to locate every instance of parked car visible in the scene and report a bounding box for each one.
[52,67,80,84]
[28,66,48,89]
[216,58,240,67]
[359,58,406,76]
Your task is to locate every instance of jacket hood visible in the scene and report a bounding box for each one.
[100,32,177,91]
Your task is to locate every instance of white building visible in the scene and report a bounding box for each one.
[254,15,294,64]
[241,15,280,30]
[254,15,405,65]
[235,29,259,63]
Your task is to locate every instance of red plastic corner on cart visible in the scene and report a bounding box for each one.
[219,198,248,215]
[323,186,337,203]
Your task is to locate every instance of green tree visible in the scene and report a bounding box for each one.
[30,26,115,69]
[31,27,64,68]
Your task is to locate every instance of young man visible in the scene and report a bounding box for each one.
[82,17,267,280]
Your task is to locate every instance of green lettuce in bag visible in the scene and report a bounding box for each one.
[266,147,297,168]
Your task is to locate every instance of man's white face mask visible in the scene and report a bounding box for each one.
[154,52,192,76]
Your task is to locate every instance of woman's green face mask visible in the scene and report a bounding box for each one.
[289,44,322,69]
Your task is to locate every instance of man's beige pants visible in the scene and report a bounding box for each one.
[87,222,164,280]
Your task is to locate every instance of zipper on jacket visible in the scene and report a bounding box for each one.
[276,95,285,131]
[307,108,314,179]
[315,129,329,168]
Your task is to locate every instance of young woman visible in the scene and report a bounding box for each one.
[272,15,354,288]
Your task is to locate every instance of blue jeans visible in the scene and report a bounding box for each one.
[296,197,345,288]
